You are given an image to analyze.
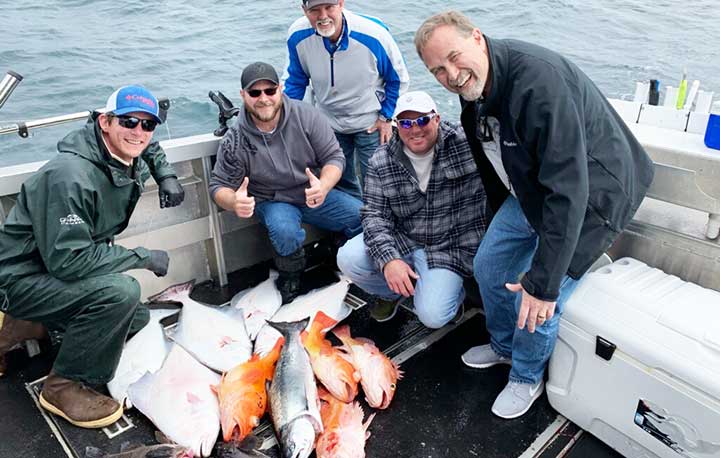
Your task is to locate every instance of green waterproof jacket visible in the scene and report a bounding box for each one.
[0,113,177,287]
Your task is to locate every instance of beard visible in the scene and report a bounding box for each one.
[315,19,337,38]
[249,100,282,123]
[451,69,485,102]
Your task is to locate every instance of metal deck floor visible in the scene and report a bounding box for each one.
[0,262,622,458]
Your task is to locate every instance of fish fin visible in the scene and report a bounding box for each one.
[265,318,309,338]
[83,446,104,458]
[355,336,376,346]
[363,412,377,432]
[311,311,338,334]
[331,324,351,341]
[146,280,196,304]
[154,430,175,445]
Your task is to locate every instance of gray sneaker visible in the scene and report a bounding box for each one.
[491,380,545,419]
[461,344,511,369]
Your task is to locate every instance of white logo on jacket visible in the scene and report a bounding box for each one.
[59,214,85,226]
[503,140,518,147]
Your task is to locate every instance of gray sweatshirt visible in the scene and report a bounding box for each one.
[209,95,345,206]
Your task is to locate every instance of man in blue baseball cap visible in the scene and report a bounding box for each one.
[0,85,183,428]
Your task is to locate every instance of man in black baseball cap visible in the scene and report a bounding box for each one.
[210,62,362,304]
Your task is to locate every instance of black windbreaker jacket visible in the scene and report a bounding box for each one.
[461,36,654,301]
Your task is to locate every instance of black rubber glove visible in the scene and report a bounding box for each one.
[158,176,185,208]
[147,250,169,277]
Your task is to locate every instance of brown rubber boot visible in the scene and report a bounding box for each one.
[0,312,48,377]
[39,371,123,428]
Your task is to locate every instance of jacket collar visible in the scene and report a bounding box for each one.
[321,13,349,53]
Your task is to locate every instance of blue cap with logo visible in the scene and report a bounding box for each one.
[104,85,162,123]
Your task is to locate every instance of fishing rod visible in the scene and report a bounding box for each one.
[0,71,170,138]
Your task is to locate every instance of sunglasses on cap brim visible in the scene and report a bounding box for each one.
[114,115,159,132]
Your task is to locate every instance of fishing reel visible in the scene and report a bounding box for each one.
[208,91,240,137]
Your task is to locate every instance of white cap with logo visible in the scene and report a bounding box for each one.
[393,91,438,118]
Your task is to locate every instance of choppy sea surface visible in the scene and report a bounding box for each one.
[1,0,719,166]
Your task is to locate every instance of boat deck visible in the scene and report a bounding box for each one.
[0,257,622,458]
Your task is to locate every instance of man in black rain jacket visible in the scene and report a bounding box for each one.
[416,11,654,418]
[0,85,184,428]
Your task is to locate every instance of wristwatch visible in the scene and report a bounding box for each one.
[378,114,392,123]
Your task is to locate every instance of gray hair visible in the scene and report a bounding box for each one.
[415,11,477,59]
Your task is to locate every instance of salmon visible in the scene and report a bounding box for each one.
[267,318,323,458]
[316,387,375,458]
[302,311,360,403]
[332,325,403,410]
[213,338,283,442]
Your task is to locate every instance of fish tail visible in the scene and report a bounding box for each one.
[265,318,309,339]
[311,311,338,334]
[146,280,195,304]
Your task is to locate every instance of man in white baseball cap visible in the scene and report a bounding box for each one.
[338,90,489,327]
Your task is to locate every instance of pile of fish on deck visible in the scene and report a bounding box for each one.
[106,271,403,458]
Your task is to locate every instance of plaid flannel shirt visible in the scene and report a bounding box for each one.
[361,120,488,277]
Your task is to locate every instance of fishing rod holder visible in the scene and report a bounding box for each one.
[208,91,239,137]
[0,71,23,110]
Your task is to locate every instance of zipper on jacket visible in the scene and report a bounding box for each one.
[330,54,335,87]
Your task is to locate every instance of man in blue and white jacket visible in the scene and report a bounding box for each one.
[284,0,410,199]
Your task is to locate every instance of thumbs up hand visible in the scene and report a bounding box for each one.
[305,168,327,208]
[234,177,255,218]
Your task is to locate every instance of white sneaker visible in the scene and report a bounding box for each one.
[461,344,511,369]
[491,380,545,419]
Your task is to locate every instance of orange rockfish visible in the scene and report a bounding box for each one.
[332,325,402,410]
[302,311,360,403]
[316,387,375,458]
[213,338,283,442]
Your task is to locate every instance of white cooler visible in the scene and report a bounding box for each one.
[547,257,720,458]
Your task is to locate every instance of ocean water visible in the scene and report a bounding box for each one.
[1,0,719,166]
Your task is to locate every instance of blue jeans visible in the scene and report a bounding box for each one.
[473,196,580,384]
[337,234,465,329]
[255,190,362,257]
[335,130,380,199]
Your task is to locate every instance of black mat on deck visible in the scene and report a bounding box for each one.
[566,433,624,458]
[362,313,558,458]
[0,347,65,458]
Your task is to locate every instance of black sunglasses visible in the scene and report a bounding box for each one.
[114,115,159,132]
[397,113,437,129]
[247,87,279,98]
